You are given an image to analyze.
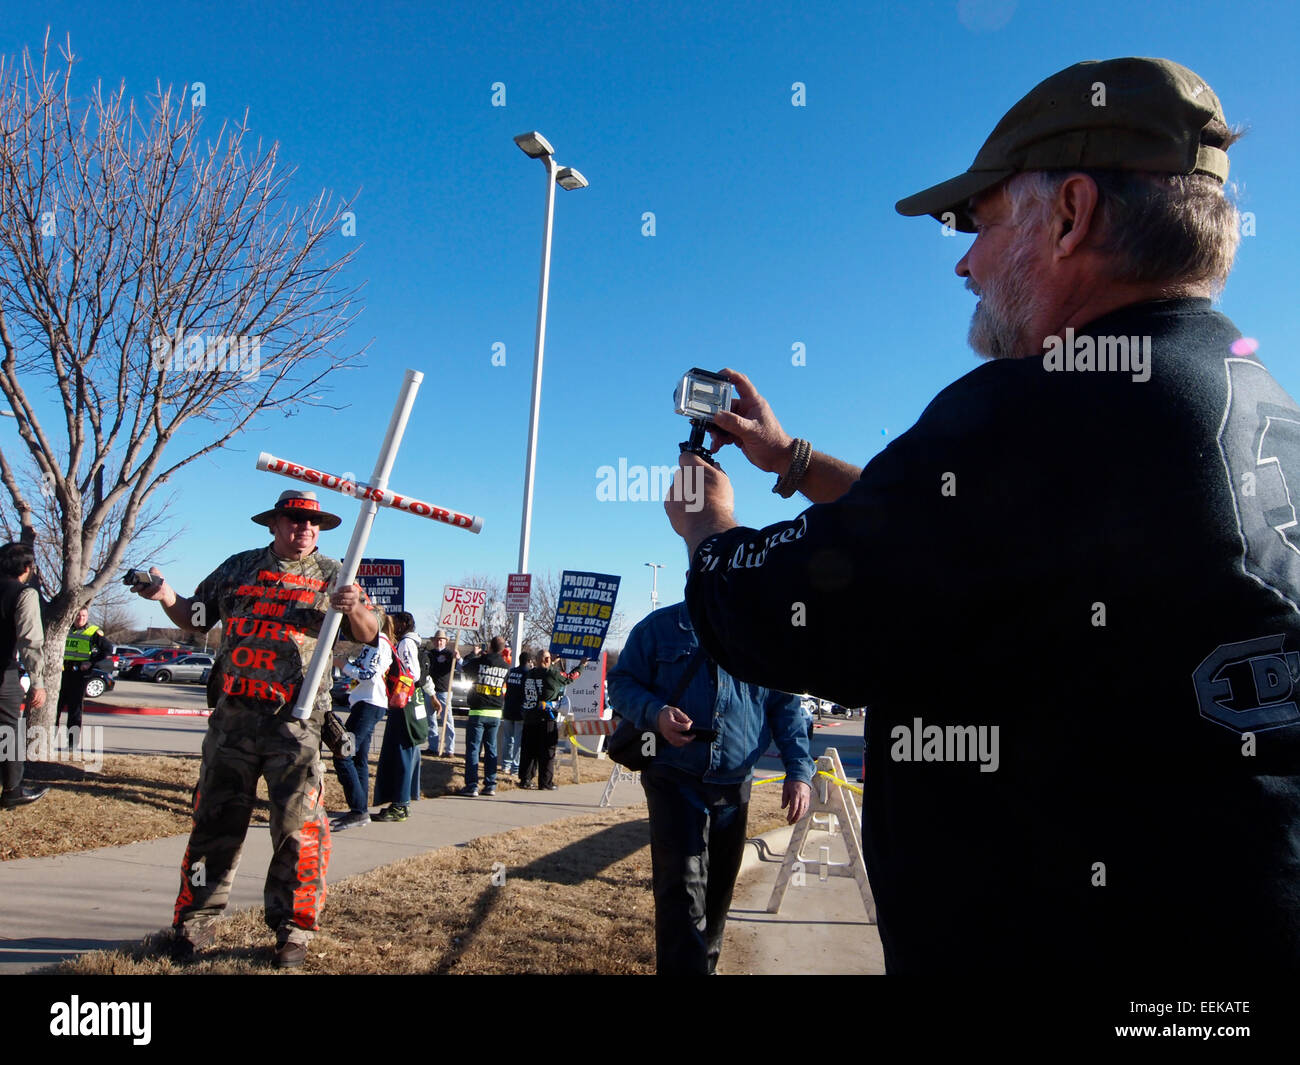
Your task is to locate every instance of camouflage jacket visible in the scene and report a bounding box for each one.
[192,545,382,717]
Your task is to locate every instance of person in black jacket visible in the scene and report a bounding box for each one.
[499,649,533,778]
[517,651,580,791]
[459,636,511,796]
[423,630,460,757]
[665,58,1300,974]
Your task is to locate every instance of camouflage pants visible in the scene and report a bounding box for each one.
[173,704,331,944]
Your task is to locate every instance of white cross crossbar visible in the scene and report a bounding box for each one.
[256,453,482,533]
[253,369,480,719]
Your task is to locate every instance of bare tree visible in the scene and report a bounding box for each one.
[441,573,510,650]
[0,33,363,731]
[0,447,179,614]
[88,584,142,643]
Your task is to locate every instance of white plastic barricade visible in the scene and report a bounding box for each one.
[764,747,875,922]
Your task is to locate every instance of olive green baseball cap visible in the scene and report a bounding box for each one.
[896,57,1230,232]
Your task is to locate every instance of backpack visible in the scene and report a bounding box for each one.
[384,636,417,710]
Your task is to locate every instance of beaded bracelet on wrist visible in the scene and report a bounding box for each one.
[772,437,812,498]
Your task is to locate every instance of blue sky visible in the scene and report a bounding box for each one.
[5,0,1298,642]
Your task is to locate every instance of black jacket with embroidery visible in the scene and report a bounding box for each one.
[685,299,1300,973]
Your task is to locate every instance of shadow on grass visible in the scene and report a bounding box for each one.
[432,817,649,975]
[23,758,274,823]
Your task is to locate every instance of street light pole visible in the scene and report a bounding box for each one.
[511,131,588,659]
[645,562,664,613]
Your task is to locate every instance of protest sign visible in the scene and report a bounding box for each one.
[549,570,620,661]
[440,585,487,631]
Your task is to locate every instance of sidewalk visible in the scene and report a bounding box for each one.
[726,817,882,975]
[0,747,872,976]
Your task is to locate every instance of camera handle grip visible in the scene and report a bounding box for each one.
[679,421,720,468]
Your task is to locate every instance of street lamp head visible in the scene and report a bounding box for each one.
[556,167,589,191]
[514,131,554,159]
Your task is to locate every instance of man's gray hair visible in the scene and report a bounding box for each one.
[1006,166,1243,297]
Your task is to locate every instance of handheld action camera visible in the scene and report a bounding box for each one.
[673,368,734,467]
[122,568,154,589]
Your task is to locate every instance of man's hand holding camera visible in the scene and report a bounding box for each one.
[704,367,796,475]
[666,368,863,557]
[665,455,736,558]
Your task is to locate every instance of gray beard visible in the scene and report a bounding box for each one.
[966,232,1044,360]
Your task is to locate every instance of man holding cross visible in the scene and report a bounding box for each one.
[134,488,380,969]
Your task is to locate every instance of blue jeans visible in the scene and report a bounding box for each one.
[499,719,523,772]
[332,701,387,813]
[428,702,456,755]
[464,714,500,789]
[374,706,420,805]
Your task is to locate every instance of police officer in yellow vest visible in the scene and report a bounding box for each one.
[58,606,111,741]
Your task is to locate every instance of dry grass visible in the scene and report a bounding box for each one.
[3,755,204,861]
[50,782,792,975]
[4,739,613,861]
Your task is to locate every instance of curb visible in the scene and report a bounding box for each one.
[85,703,211,717]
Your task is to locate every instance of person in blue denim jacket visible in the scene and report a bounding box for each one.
[608,601,813,974]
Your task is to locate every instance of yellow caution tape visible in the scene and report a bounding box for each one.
[816,769,864,796]
[562,721,603,757]
[754,770,862,796]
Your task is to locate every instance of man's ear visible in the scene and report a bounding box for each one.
[1052,174,1101,258]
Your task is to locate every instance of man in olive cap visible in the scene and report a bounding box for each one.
[666,59,1300,973]
[134,489,380,968]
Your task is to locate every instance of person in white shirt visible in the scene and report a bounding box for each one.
[330,615,395,831]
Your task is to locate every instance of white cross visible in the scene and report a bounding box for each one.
[255,369,482,719]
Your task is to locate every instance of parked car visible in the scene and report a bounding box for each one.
[449,670,472,710]
[83,667,116,700]
[111,645,142,674]
[121,647,189,679]
[144,654,215,683]
[801,694,834,717]
[91,645,119,676]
